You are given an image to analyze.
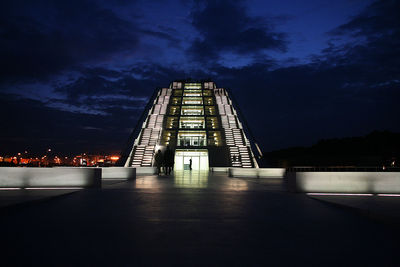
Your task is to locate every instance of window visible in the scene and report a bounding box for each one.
[183,90,202,97]
[182,97,203,105]
[181,106,204,116]
[184,83,202,89]
[177,131,207,146]
[179,117,205,129]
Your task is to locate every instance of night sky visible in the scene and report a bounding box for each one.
[1,0,399,155]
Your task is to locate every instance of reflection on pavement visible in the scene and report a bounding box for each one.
[174,170,209,188]
[225,178,248,191]
[134,176,162,190]
[132,170,272,191]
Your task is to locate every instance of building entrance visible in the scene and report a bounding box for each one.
[174,149,209,170]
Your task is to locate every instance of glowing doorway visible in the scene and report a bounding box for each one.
[174,149,209,171]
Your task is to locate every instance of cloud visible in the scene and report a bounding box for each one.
[1,0,399,155]
[210,0,400,150]
[320,0,400,85]
[0,0,140,82]
[330,0,400,38]
[0,92,146,155]
[187,0,287,62]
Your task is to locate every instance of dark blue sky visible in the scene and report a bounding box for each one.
[1,0,399,155]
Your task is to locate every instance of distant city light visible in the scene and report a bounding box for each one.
[0,153,121,167]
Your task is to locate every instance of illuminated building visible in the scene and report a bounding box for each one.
[121,81,259,170]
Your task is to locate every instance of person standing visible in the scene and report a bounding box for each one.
[155,149,163,176]
[189,158,192,171]
[164,146,174,175]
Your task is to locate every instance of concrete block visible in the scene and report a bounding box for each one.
[286,171,400,193]
[102,167,136,180]
[258,168,285,178]
[0,167,101,188]
[229,168,285,178]
[136,167,157,175]
[229,168,258,177]
[211,167,229,173]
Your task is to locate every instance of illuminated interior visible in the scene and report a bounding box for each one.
[177,131,207,146]
[181,106,204,116]
[184,83,202,89]
[182,97,203,105]
[174,149,209,170]
[179,117,205,129]
[183,90,202,97]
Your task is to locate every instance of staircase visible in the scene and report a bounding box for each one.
[127,88,170,167]
[216,89,255,168]
[130,128,161,167]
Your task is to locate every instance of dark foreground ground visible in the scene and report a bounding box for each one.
[1,171,399,266]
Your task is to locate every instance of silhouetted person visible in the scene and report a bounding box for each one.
[155,149,163,175]
[164,146,174,175]
[189,158,192,171]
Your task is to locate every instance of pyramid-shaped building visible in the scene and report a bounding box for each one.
[121,81,259,170]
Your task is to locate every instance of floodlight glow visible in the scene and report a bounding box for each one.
[377,194,400,197]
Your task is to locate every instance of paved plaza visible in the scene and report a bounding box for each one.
[1,171,399,266]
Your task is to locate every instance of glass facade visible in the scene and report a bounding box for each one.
[174,149,209,171]
[177,131,207,146]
